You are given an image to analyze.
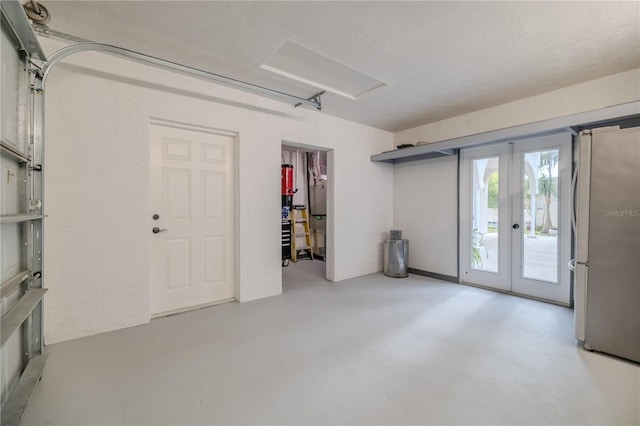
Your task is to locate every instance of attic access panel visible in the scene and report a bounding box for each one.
[262,40,386,100]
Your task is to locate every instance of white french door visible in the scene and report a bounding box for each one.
[460,143,511,290]
[460,133,572,305]
[149,123,236,316]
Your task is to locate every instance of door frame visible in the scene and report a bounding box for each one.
[149,117,240,317]
[459,133,572,305]
[281,141,334,282]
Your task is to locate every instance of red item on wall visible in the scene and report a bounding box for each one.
[282,164,294,206]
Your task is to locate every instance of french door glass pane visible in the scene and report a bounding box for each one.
[522,149,559,283]
[471,157,499,273]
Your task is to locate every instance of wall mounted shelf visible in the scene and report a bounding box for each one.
[371,147,456,164]
[371,101,640,164]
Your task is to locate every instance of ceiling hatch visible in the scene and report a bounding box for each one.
[261,40,386,100]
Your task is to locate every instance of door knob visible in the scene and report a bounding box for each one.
[152,227,168,234]
[512,224,520,229]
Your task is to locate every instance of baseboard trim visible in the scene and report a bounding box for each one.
[408,268,459,284]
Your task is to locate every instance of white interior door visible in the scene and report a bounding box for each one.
[150,123,236,316]
[460,134,572,305]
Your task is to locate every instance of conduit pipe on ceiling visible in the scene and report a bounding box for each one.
[36,42,322,110]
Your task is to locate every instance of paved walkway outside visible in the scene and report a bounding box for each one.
[474,232,558,282]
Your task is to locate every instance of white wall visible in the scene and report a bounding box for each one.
[395,68,640,145]
[393,68,640,277]
[393,156,458,277]
[39,37,393,344]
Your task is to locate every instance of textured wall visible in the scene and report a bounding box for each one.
[393,156,459,277]
[394,68,640,145]
[40,37,393,344]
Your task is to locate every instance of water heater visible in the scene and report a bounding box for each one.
[281,164,294,207]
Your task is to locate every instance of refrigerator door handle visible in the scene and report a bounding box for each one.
[571,166,578,234]
[575,132,592,266]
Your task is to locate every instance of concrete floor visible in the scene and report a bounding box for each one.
[21,262,640,425]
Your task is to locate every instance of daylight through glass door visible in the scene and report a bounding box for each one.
[471,157,500,274]
[460,133,572,305]
[521,149,559,283]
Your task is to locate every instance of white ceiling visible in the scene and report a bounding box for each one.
[39,1,640,132]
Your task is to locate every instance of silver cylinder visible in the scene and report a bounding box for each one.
[383,239,409,278]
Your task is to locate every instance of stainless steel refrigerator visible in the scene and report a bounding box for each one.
[574,126,640,362]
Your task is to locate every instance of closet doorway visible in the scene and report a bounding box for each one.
[281,142,332,283]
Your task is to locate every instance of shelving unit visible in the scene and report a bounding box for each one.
[281,218,292,267]
[371,146,456,164]
[371,102,640,165]
[1,2,48,425]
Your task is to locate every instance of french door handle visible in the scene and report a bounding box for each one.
[512,224,520,229]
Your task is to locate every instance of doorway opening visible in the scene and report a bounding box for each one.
[459,133,572,305]
[281,142,332,285]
